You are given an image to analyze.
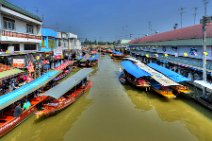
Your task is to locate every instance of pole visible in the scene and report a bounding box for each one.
[193,7,198,24]
[179,7,184,28]
[202,20,207,95]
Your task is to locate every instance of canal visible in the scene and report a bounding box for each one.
[2,56,212,141]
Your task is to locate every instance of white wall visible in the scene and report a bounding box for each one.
[2,15,40,35]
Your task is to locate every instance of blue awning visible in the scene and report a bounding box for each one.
[89,54,99,61]
[112,50,123,55]
[0,70,61,110]
[147,63,191,83]
[121,61,152,78]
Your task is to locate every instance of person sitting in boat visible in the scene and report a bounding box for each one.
[13,103,23,117]
[23,99,31,110]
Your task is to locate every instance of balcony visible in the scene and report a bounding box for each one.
[1,30,41,40]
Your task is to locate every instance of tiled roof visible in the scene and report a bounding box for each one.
[130,23,212,44]
[0,0,42,22]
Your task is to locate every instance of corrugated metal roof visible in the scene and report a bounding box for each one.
[43,68,93,99]
[0,0,42,22]
[130,23,212,45]
[0,68,24,80]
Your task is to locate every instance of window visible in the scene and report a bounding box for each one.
[3,17,15,30]
[26,24,33,34]
[14,44,20,51]
[24,44,37,50]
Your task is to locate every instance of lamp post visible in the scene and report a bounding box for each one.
[202,16,212,95]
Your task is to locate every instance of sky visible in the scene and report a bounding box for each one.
[8,0,212,41]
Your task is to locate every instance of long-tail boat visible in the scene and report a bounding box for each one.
[0,70,61,137]
[111,50,126,59]
[53,61,73,81]
[35,68,93,120]
[120,60,151,90]
[147,63,192,95]
[125,57,179,99]
[79,54,90,67]
[87,54,99,67]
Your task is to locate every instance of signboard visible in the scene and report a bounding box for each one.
[53,49,63,59]
[13,59,25,68]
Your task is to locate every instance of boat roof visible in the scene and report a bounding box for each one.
[80,54,91,62]
[0,70,61,110]
[112,50,123,55]
[0,63,24,80]
[43,68,93,99]
[89,54,99,61]
[194,80,212,91]
[148,63,191,83]
[54,61,73,71]
[121,61,152,78]
[126,57,179,86]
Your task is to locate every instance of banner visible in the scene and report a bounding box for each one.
[53,49,63,59]
[13,59,25,68]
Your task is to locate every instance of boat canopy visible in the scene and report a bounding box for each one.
[80,54,91,62]
[112,50,123,55]
[0,70,61,110]
[126,57,179,86]
[54,61,73,71]
[89,54,99,61]
[121,61,152,78]
[148,63,191,83]
[43,68,93,99]
[0,68,24,80]
[194,80,212,91]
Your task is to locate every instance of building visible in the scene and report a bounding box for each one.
[40,28,57,52]
[57,32,68,50]
[0,0,42,53]
[67,33,81,50]
[129,23,212,82]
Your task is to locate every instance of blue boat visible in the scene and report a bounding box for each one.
[120,61,152,90]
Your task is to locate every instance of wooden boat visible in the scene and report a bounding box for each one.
[0,96,48,137]
[147,63,191,95]
[87,61,98,67]
[120,61,151,90]
[35,81,92,119]
[53,70,71,82]
[151,84,176,99]
[35,68,93,120]
[171,85,192,95]
[0,70,61,137]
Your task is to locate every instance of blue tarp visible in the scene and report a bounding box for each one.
[147,63,191,83]
[0,70,60,110]
[121,61,152,78]
[113,50,123,55]
[89,54,99,61]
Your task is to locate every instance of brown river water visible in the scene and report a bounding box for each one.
[1,56,212,141]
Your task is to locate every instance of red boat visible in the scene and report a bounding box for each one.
[35,68,94,120]
[0,96,48,137]
[0,70,61,137]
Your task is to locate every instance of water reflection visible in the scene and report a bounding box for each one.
[125,84,212,141]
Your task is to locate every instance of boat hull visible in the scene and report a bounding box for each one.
[151,87,176,99]
[35,81,92,120]
[0,96,48,138]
